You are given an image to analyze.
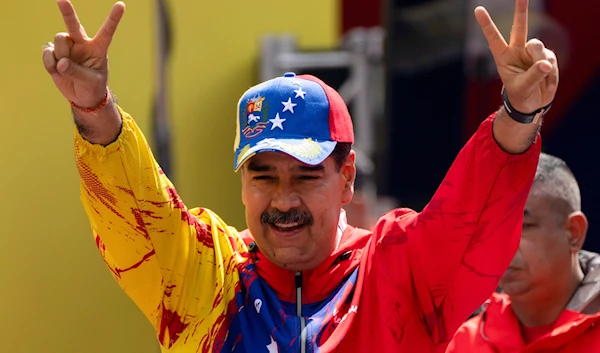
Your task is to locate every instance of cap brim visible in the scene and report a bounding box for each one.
[234,138,337,172]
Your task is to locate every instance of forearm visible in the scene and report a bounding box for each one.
[492,106,542,154]
[75,107,178,231]
[410,113,540,284]
[405,113,539,338]
[73,90,122,146]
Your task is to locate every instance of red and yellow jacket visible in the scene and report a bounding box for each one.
[75,107,539,352]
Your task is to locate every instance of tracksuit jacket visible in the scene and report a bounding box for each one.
[75,107,539,352]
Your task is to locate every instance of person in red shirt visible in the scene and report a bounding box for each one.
[447,153,600,353]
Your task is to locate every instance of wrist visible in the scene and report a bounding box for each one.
[70,87,111,114]
[492,106,542,154]
[502,87,552,123]
[73,95,122,146]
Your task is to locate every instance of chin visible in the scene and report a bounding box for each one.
[275,256,314,271]
[499,280,531,297]
[272,249,323,271]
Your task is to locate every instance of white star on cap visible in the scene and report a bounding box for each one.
[281,98,297,113]
[289,79,302,86]
[294,87,306,99]
[270,113,286,130]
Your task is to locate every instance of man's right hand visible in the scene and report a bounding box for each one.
[43,0,126,145]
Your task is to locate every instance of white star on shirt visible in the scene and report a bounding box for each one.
[270,113,286,130]
[266,336,278,353]
[294,87,306,99]
[281,98,297,113]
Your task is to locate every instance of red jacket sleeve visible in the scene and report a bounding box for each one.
[445,315,483,352]
[374,112,540,344]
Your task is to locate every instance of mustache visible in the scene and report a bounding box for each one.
[261,208,313,225]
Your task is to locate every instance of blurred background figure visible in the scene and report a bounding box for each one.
[447,153,600,352]
[2,0,600,352]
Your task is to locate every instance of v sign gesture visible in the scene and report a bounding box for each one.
[476,0,558,113]
[43,0,125,144]
[477,0,559,154]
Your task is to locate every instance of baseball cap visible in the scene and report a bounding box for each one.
[233,72,354,171]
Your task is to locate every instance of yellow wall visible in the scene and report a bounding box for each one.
[0,0,337,352]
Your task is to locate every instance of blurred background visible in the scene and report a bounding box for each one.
[1,0,599,352]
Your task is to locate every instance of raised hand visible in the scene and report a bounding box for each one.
[42,0,125,109]
[476,0,558,114]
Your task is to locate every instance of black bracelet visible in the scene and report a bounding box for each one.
[502,88,553,124]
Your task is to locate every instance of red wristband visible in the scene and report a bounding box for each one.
[70,88,110,114]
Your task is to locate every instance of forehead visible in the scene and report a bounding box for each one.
[245,152,331,171]
[525,183,559,217]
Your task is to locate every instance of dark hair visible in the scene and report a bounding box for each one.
[330,142,352,172]
[534,152,581,217]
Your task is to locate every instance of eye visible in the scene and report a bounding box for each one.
[522,222,535,229]
[253,175,275,181]
[297,175,319,180]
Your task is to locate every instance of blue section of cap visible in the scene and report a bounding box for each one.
[234,74,333,170]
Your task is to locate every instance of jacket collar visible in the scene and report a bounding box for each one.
[239,210,372,303]
[567,250,600,314]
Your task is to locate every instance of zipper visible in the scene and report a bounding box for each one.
[295,271,307,353]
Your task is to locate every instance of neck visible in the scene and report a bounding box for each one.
[511,261,584,327]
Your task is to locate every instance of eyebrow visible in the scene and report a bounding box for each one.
[245,162,325,173]
[246,162,272,172]
[298,164,325,172]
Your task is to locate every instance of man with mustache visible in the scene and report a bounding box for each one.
[447,153,600,352]
[42,0,558,351]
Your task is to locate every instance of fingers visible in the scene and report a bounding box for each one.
[56,57,97,82]
[525,38,545,63]
[94,2,126,49]
[474,6,507,59]
[543,48,559,91]
[57,0,87,41]
[42,42,59,77]
[53,32,74,61]
[525,39,559,91]
[509,0,529,47]
[519,59,553,93]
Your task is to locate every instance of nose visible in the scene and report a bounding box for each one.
[270,181,301,212]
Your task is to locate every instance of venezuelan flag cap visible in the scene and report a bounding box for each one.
[233,72,354,172]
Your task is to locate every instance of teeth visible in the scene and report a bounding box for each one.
[275,222,299,229]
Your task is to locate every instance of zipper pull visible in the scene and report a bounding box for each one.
[295,271,307,353]
[295,271,303,317]
[295,271,302,289]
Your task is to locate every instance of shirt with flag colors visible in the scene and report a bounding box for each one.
[75,106,540,352]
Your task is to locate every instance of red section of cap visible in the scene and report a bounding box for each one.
[298,74,354,144]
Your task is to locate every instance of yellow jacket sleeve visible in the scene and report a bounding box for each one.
[74,107,246,350]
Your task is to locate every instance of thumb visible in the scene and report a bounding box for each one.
[520,60,553,89]
[56,57,95,81]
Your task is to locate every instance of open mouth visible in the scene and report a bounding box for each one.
[269,222,307,233]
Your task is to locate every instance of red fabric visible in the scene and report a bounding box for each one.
[242,113,540,352]
[340,0,381,34]
[522,323,556,344]
[448,293,600,352]
[299,74,355,144]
